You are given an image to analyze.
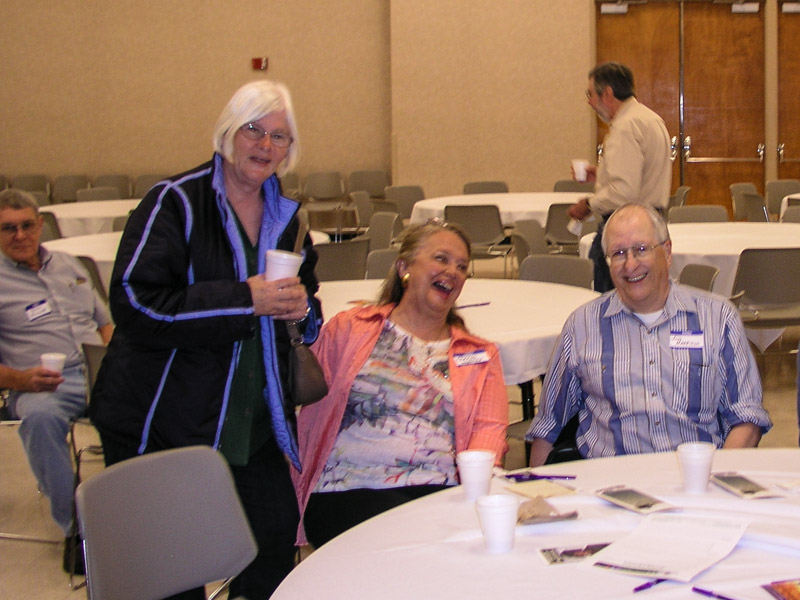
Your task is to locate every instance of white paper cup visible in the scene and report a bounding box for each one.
[572,159,590,182]
[456,450,495,501]
[476,494,519,553]
[40,352,67,374]
[264,250,303,281]
[676,442,715,494]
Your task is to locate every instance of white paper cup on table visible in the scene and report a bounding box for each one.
[571,159,590,182]
[40,352,67,374]
[456,450,495,501]
[676,442,715,494]
[264,250,303,281]
[476,494,519,553]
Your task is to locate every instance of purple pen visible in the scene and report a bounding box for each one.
[691,587,740,600]
[633,578,666,593]
[505,472,576,482]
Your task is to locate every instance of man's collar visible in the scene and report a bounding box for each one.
[609,96,638,125]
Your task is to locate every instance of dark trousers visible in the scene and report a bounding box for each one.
[304,484,450,549]
[588,216,614,293]
[100,435,298,600]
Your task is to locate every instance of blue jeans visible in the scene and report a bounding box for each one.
[9,365,86,535]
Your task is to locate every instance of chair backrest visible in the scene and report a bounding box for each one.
[444,204,505,246]
[553,179,594,193]
[76,446,257,600]
[512,219,548,256]
[94,174,132,199]
[313,238,370,281]
[39,212,62,242]
[765,179,800,216]
[112,215,129,231]
[669,185,691,209]
[366,248,400,279]
[29,190,50,206]
[81,343,108,393]
[463,181,509,195]
[52,175,90,204]
[12,174,50,196]
[384,185,425,219]
[349,190,373,227]
[510,232,531,268]
[302,171,345,202]
[678,263,720,292]
[729,182,758,221]
[732,247,800,307]
[357,211,400,251]
[544,203,580,247]
[741,192,769,222]
[349,170,390,198]
[781,206,800,223]
[76,186,120,202]
[133,174,168,198]
[279,170,300,192]
[371,199,400,215]
[668,205,729,223]
[77,255,109,304]
[518,255,594,289]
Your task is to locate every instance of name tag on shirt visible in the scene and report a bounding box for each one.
[453,350,490,366]
[670,330,704,349]
[26,299,52,321]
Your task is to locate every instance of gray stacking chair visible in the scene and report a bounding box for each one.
[444,204,512,277]
[302,171,345,204]
[349,190,373,232]
[729,182,758,221]
[76,186,120,202]
[512,219,548,256]
[518,255,594,289]
[668,185,691,209]
[349,170,390,199]
[313,238,370,281]
[553,179,594,193]
[765,179,800,217]
[668,205,728,223]
[678,264,720,292]
[12,174,50,197]
[76,446,257,600]
[94,174,132,199]
[353,211,401,252]
[463,181,509,194]
[40,212,62,242]
[52,175,90,204]
[741,192,770,222]
[385,185,425,221]
[780,206,800,223]
[366,248,400,279]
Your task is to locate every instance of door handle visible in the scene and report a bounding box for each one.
[778,142,800,163]
[670,136,678,162]
[683,136,692,161]
[683,136,766,163]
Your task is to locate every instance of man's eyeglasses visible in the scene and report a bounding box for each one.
[239,123,293,148]
[0,220,38,236]
[606,242,665,265]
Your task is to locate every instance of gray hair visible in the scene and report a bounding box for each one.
[601,204,670,254]
[0,188,40,214]
[590,62,635,101]
[212,80,300,175]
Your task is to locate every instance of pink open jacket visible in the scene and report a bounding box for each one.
[291,303,509,544]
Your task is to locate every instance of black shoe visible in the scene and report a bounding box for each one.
[63,535,85,576]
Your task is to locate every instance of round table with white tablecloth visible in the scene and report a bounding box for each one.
[274,448,800,600]
[40,199,141,237]
[409,192,586,227]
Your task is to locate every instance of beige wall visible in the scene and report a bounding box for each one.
[391,0,595,196]
[1,1,391,182]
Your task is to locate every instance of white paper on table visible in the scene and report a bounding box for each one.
[585,513,749,582]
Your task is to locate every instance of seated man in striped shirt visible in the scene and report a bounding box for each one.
[526,203,771,467]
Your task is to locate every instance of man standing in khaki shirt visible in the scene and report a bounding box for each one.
[568,62,672,292]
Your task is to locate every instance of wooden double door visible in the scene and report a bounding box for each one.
[596,1,789,211]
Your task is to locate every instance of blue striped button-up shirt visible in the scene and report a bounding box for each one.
[526,283,771,457]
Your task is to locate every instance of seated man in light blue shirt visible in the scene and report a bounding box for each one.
[0,189,112,573]
[527,203,771,467]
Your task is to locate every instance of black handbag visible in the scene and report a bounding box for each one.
[284,219,328,407]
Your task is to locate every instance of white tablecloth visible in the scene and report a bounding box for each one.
[41,199,140,237]
[317,278,598,385]
[274,448,800,600]
[409,192,586,227]
[42,230,330,291]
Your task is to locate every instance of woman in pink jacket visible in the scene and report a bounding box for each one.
[292,219,508,547]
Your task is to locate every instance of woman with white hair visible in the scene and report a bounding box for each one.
[91,80,320,599]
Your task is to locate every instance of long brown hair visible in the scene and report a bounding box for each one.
[377,219,471,329]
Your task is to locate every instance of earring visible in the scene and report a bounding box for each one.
[401,273,410,288]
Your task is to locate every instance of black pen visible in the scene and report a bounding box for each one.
[691,586,740,600]
[633,578,666,593]
[456,301,491,309]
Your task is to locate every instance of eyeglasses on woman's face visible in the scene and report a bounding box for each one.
[239,122,293,148]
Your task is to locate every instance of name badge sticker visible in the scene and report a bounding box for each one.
[454,350,490,367]
[25,299,52,321]
[669,330,704,349]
